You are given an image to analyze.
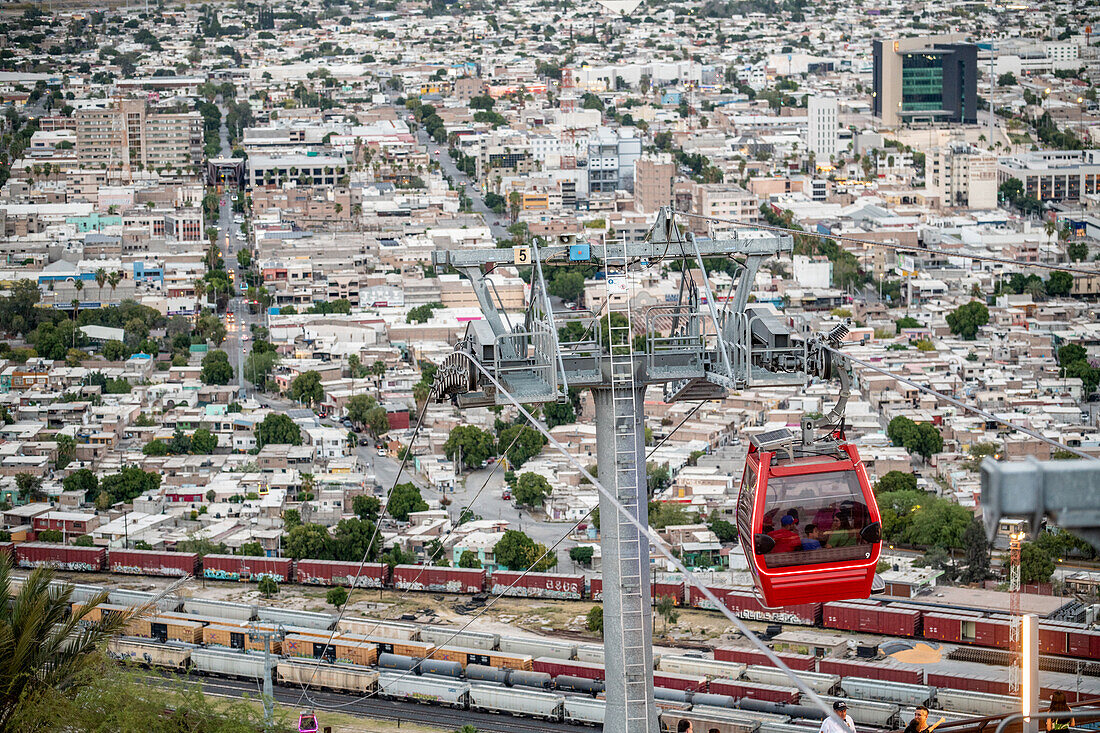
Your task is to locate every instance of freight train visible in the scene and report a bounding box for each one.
[8,542,1100,662]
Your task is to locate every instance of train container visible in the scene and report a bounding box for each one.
[490,570,583,600]
[743,665,839,695]
[425,645,488,668]
[107,588,180,614]
[694,692,738,708]
[201,554,292,582]
[554,675,604,694]
[823,601,921,637]
[838,677,934,706]
[191,648,268,681]
[337,617,419,640]
[125,616,204,644]
[973,618,1011,649]
[17,542,106,572]
[656,688,690,704]
[691,587,821,626]
[759,724,822,733]
[932,690,1018,717]
[1037,624,1069,655]
[356,635,435,659]
[332,637,380,667]
[391,565,484,594]
[107,637,193,670]
[468,684,564,720]
[466,664,508,685]
[276,659,378,694]
[534,656,605,681]
[377,671,469,708]
[709,679,800,704]
[819,696,900,728]
[418,625,499,651]
[378,652,418,672]
[72,601,129,624]
[576,644,604,664]
[706,705,791,725]
[590,577,684,605]
[660,707,762,733]
[203,623,281,654]
[714,647,816,672]
[0,542,13,561]
[735,698,823,719]
[818,659,924,686]
[510,669,552,689]
[255,606,334,631]
[181,598,255,621]
[294,558,388,588]
[564,696,605,725]
[658,655,746,680]
[109,549,199,578]
[420,658,463,678]
[654,671,708,693]
[498,635,576,660]
[927,672,1010,696]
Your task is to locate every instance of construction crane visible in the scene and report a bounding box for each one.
[431,207,861,733]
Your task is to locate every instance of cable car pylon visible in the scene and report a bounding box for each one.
[431,207,872,733]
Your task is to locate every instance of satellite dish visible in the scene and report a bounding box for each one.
[595,0,642,14]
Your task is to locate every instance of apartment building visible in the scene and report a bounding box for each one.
[925,144,997,209]
[75,99,202,173]
[634,153,675,213]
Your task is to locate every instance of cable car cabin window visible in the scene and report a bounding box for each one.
[737,463,757,536]
[761,469,872,569]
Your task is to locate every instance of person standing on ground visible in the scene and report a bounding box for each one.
[820,701,856,733]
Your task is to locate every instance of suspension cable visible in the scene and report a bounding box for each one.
[672,209,1098,276]
[828,345,1096,460]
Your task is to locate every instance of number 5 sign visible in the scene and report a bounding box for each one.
[513,246,531,265]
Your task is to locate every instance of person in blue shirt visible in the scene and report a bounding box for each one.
[801,523,823,551]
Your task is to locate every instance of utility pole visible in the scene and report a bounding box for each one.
[248,624,285,732]
[431,208,800,733]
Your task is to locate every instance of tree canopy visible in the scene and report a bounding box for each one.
[513,472,552,507]
[255,413,302,448]
[444,425,495,470]
[946,301,990,340]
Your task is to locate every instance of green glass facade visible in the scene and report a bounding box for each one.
[901,54,945,112]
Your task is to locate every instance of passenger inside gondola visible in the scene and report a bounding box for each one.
[761,471,870,567]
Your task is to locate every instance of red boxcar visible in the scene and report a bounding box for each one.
[296,559,389,588]
[391,565,484,594]
[17,542,106,571]
[823,601,922,638]
[1036,624,1069,656]
[818,659,924,685]
[0,542,13,561]
[709,679,800,704]
[654,671,708,693]
[690,586,820,626]
[928,672,1010,696]
[533,656,605,681]
[202,554,292,582]
[590,577,683,604]
[109,549,199,577]
[491,571,583,600]
[713,647,816,671]
[921,612,964,642]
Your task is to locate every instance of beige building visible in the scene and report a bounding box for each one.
[925,144,997,209]
[633,154,675,213]
[688,182,760,233]
[75,99,202,174]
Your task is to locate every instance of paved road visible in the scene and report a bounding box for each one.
[147,672,577,733]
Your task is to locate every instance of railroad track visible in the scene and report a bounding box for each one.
[140,671,582,733]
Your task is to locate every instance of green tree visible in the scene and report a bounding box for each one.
[586,605,603,635]
[1019,543,1055,584]
[493,529,539,570]
[288,370,324,407]
[894,316,922,333]
[875,470,918,494]
[543,399,576,428]
[0,556,153,730]
[142,439,169,456]
[326,586,349,607]
[190,428,218,454]
[458,550,482,569]
[513,472,551,507]
[330,518,380,562]
[238,542,264,556]
[283,508,301,529]
[54,434,75,470]
[282,523,332,560]
[200,350,233,385]
[649,501,696,529]
[913,423,944,461]
[353,494,381,522]
[496,424,546,468]
[709,519,738,543]
[346,394,378,425]
[73,535,94,547]
[387,482,428,522]
[257,577,279,597]
[946,301,990,340]
[655,594,679,633]
[1046,271,1073,297]
[959,517,991,582]
[443,425,495,470]
[255,413,302,448]
[38,530,63,543]
[568,545,594,566]
[1067,240,1089,262]
[63,468,98,502]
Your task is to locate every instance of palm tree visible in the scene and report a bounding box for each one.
[107,271,121,300]
[194,280,207,304]
[70,299,79,322]
[0,556,162,729]
[73,280,83,314]
[94,268,107,303]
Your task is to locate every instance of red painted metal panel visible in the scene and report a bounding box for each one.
[201,554,292,582]
[922,613,962,642]
[533,657,604,681]
[709,679,800,704]
[295,559,388,588]
[1037,626,1066,655]
[818,659,924,685]
[491,571,583,600]
[391,565,484,594]
[110,549,199,577]
[713,647,816,671]
[653,672,708,693]
[16,542,104,571]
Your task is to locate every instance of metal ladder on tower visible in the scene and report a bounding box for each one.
[602,236,653,730]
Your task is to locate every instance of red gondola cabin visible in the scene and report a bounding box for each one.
[737,434,882,607]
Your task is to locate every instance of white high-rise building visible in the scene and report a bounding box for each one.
[807,95,839,160]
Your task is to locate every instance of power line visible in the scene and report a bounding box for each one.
[672,210,1098,276]
[828,345,1097,460]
